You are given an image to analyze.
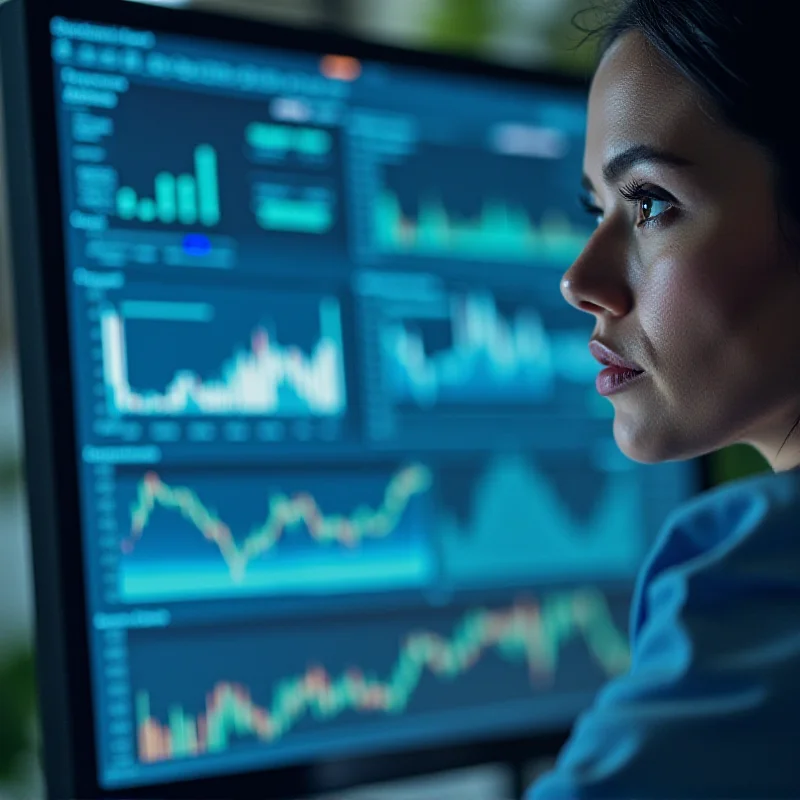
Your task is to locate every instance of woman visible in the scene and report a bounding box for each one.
[528,1,800,798]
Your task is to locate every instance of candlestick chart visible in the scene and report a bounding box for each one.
[132,589,630,765]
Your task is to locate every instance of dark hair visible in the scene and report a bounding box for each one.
[590,0,800,238]
[585,0,800,458]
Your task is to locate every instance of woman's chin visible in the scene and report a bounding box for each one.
[612,417,676,465]
[612,414,712,465]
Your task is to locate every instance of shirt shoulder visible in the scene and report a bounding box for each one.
[630,468,800,640]
[529,469,800,800]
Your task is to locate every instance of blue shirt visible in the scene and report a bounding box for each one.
[528,469,800,800]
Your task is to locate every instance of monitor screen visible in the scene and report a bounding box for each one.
[44,12,697,792]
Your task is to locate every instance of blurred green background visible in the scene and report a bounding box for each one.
[0,0,770,794]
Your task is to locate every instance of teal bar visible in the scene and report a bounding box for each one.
[137,197,157,223]
[377,193,402,248]
[247,122,291,152]
[207,710,224,752]
[116,186,138,220]
[136,691,150,725]
[418,200,448,249]
[319,296,342,343]
[257,198,332,233]
[169,707,185,756]
[121,300,214,322]
[319,296,346,411]
[177,174,198,225]
[295,127,331,156]
[155,171,177,224]
[195,144,220,226]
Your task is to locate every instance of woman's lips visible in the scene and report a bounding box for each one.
[595,366,647,396]
[588,340,646,397]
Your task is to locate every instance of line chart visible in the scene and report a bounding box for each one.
[118,466,435,601]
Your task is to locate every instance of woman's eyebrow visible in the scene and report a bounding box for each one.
[582,145,695,192]
[603,144,694,184]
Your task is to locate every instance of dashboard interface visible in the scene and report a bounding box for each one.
[48,15,695,789]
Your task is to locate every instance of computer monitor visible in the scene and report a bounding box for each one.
[0,1,704,797]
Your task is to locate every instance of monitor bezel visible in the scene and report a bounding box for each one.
[1,0,711,797]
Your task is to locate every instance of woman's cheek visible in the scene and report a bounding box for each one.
[636,250,721,379]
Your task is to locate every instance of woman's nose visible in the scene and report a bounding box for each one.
[560,238,632,318]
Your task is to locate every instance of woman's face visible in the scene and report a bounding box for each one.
[564,31,800,470]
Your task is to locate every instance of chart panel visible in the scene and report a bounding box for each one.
[63,73,352,277]
[348,110,592,272]
[356,271,604,447]
[435,448,648,590]
[114,465,434,603]
[75,280,352,448]
[124,592,629,777]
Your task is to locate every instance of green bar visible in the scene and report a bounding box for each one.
[117,186,138,220]
[138,197,157,223]
[195,144,220,226]
[155,171,177,224]
[177,174,198,225]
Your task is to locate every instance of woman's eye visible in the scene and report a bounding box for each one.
[639,196,672,224]
[579,194,603,226]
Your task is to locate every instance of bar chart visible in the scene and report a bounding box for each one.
[350,127,592,269]
[115,144,221,226]
[374,190,587,265]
